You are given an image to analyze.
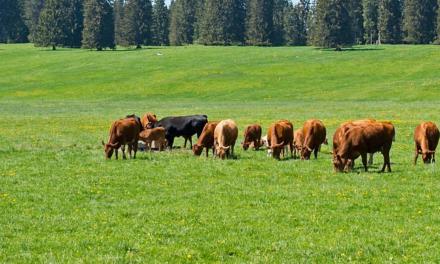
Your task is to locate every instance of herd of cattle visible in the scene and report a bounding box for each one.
[102,113,440,172]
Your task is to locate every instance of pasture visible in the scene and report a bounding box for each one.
[1,44,440,262]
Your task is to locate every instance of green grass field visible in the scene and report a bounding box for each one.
[1,44,440,262]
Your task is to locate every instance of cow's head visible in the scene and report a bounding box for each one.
[242,142,250,151]
[422,151,435,164]
[301,146,312,160]
[102,141,116,159]
[216,145,230,160]
[192,144,204,156]
[270,142,284,160]
[333,154,345,172]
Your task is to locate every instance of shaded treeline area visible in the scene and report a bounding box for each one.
[0,0,439,50]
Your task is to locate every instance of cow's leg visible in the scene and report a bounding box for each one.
[184,138,187,148]
[121,145,127,160]
[433,152,436,163]
[189,137,193,148]
[128,144,133,159]
[414,144,419,165]
[361,153,368,172]
[115,148,119,160]
[206,147,209,157]
[167,136,174,150]
[368,153,374,166]
[290,143,294,158]
[380,152,389,172]
[384,151,391,172]
[133,142,138,159]
[314,148,319,159]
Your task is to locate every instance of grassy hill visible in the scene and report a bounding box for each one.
[1,44,440,262]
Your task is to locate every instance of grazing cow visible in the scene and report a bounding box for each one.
[141,112,158,129]
[333,122,395,173]
[301,120,327,160]
[333,119,376,167]
[414,122,440,164]
[139,127,167,151]
[193,122,219,157]
[267,120,294,160]
[102,117,140,159]
[293,129,304,159]
[242,124,262,151]
[153,115,208,149]
[214,119,238,159]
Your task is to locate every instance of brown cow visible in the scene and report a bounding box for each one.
[102,117,140,159]
[193,122,219,157]
[414,122,440,164]
[141,112,158,129]
[242,124,262,151]
[333,119,376,167]
[139,127,167,151]
[267,120,294,160]
[293,129,304,159]
[301,119,327,160]
[333,122,395,173]
[214,119,238,159]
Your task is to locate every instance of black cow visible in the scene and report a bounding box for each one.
[153,115,208,149]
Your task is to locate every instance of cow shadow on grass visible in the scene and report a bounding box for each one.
[315,47,385,52]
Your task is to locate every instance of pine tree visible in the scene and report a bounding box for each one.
[82,0,115,50]
[378,0,402,44]
[403,0,438,44]
[284,0,309,46]
[34,0,68,49]
[246,0,274,45]
[315,0,353,49]
[0,0,29,43]
[152,0,170,45]
[114,0,127,45]
[123,0,153,48]
[307,0,319,45]
[198,0,245,45]
[65,0,84,47]
[169,0,197,45]
[348,0,364,44]
[24,0,45,42]
[272,0,289,45]
[437,0,440,43]
[363,0,379,44]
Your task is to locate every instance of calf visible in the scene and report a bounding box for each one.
[333,122,395,173]
[242,124,262,151]
[293,129,304,159]
[267,120,294,160]
[102,117,140,159]
[301,119,327,160]
[139,127,167,151]
[193,122,219,157]
[214,119,238,159]
[414,122,440,164]
[153,115,208,149]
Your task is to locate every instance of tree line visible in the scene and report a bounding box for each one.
[0,0,439,50]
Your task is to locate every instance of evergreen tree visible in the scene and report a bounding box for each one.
[152,0,170,45]
[284,0,309,45]
[34,0,68,49]
[307,0,319,45]
[314,0,353,48]
[192,0,205,41]
[123,0,153,48]
[114,0,127,45]
[246,0,274,45]
[169,0,197,45]
[198,0,245,45]
[0,0,29,43]
[437,0,440,43]
[403,0,438,44]
[348,0,364,44]
[378,0,402,44]
[82,0,115,50]
[272,0,289,45]
[363,0,379,44]
[65,0,84,47]
[24,0,45,42]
